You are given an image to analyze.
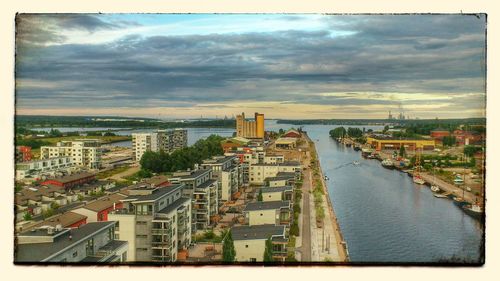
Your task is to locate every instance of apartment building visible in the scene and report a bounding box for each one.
[40,139,102,169]
[131,129,187,161]
[243,201,292,226]
[236,112,265,139]
[264,172,296,187]
[249,161,302,185]
[16,156,74,180]
[108,184,191,262]
[231,224,288,262]
[169,169,218,231]
[201,155,242,204]
[15,221,128,263]
[72,193,126,222]
[260,186,293,202]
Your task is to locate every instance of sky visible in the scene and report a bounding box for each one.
[15,14,487,119]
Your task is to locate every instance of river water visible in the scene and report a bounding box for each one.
[32,121,484,263]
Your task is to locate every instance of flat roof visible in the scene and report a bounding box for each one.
[173,169,210,180]
[231,224,285,241]
[143,175,170,186]
[126,184,183,203]
[195,179,217,189]
[157,197,191,215]
[16,221,116,262]
[260,186,293,193]
[202,155,236,165]
[244,200,290,212]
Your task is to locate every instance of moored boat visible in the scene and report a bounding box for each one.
[381,159,394,169]
[462,204,484,221]
[433,193,447,198]
[430,185,440,192]
[413,175,426,185]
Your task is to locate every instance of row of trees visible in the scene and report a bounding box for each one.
[140,135,225,173]
[329,127,364,139]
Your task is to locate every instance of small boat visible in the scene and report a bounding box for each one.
[462,204,484,221]
[324,175,329,181]
[433,193,447,198]
[430,185,440,192]
[413,175,426,185]
[453,176,464,185]
[353,145,361,151]
[367,154,376,159]
[345,143,352,147]
[452,196,468,207]
[353,161,360,165]
[381,159,394,169]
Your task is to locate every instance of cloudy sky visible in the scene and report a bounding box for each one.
[15,14,486,119]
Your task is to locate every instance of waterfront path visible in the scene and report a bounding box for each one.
[300,169,312,261]
[304,133,348,262]
[420,172,480,204]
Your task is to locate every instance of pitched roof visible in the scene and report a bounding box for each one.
[26,212,87,230]
[82,193,126,212]
[260,186,293,193]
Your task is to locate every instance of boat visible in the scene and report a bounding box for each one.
[430,185,440,192]
[353,161,360,165]
[361,148,373,157]
[345,143,352,147]
[462,204,484,221]
[353,145,361,151]
[413,175,426,185]
[452,196,468,207]
[324,175,329,181]
[367,154,376,159]
[433,193,447,198]
[381,159,394,169]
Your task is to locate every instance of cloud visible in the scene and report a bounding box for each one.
[15,14,487,118]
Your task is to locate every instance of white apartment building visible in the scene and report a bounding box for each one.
[249,161,302,185]
[40,139,102,169]
[201,156,242,204]
[132,129,187,162]
[16,156,74,180]
[108,184,192,262]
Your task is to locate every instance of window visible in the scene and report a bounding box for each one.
[260,213,263,216]
[72,251,78,257]
[245,245,249,248]
[136,221,147,225]
[250,258,257,262]
[136,234,148,238]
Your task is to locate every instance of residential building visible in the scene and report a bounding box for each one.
[131,129,187,161]
[260,186,293,202]
[243,201,291,226]
[40,172,96,190]
[40,139,102,169]
[15,221,128,263]
[264,173,295,187]
[366,136,435,151]
[73,193,126,222]
[201,155,242,204]
[16,146,32,162]
[236,112,265,139]
[108,184,192,262]
[249,162,302,185]
[169,169,218,231]
[21,212,88,232]
[16,156,74,181]
[231,224,287,262]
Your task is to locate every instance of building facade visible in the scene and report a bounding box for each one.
[236,112,265,139]
[16,156,74,180]
[231,224,287,262]
[132,129,187,161]
[249,162,302,185]
[201,156,242,204]
[366,137,436,151]
[108,184,192,262]
[40,139,102,169]
[15,221,128,263]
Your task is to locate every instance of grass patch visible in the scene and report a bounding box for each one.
[96,166,131,179]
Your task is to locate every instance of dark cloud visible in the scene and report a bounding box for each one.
[15,15,487,115]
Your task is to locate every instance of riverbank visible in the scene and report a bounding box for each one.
[305,132,349,262]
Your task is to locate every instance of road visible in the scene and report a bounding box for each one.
[299,159,312,261]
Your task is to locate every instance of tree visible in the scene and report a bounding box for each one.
[464,145,481,157]
[383,125,390,134]
[257,188,263,201]
[222,230,236,262]
[442,136,456,147]
[23,212,32,221]
[329,127,346,139]
[399,145,406,158]
[263,237,274,262]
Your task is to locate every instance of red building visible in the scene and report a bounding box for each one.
[40,172,96,190]
[452,130,483,145]
[282,129,301,138]
[430,129,450,140]
[16,146,32,162]
[72,193,126,222]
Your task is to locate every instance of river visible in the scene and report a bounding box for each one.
[33,121,484,263]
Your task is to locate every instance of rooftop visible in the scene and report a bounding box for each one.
[142,175,171,186]
[82,193,126,212]
[26,212,87,230]
[43,172,96,184]
[16,221,116,262]
[260,186,293,193]
[244,200,290,212]
[231,224,286,241]
[125,184,184,203]
[157,197,191,215]
[172,169,210,180]
[202,155,236,165]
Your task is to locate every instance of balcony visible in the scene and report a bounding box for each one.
[151,241,173,248]
[151,228,172,235]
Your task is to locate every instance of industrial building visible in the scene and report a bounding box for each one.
[366,137,436,151]
[236,112,265,139]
